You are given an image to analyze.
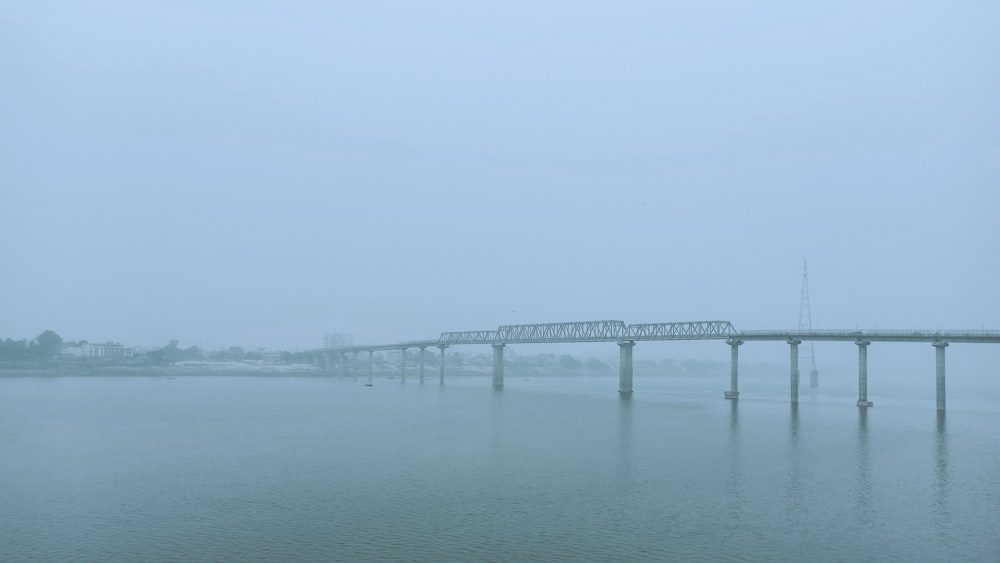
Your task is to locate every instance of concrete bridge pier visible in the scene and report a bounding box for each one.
[788,339,802,403]
[400,347,407,382]
[934,341,948,411]
[856,339,873,407]
[438,344,448,384]
[492,343,505,387]
[419,346,427,383]
[352,352,359,380]
[367,350,373,384]
[618,340,635,394]
[725,339,743,399]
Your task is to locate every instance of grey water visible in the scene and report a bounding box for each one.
[2,371,998,561]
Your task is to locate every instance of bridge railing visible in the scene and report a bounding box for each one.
[737,329,1000,337]
[735,329,1000,343]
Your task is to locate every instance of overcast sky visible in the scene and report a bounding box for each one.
[2,1,998,355]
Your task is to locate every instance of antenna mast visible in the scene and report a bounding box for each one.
[798,259,819,387]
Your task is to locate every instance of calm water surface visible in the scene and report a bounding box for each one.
[2,371,998,561]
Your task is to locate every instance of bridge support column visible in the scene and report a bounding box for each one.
[400,348,407,382]
[618,340,635,394]
[492,343,505,387]
[934,341,948,412]
[856,340,873,407]
[438,344,448,384]
[788,339,802,404]
[352,352,359,380]
[810,366,819,388]
[419,346,426,383]
[367,351,373,384]
[725,339,743,399]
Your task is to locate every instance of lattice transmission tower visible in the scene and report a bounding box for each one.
[798,259,819,387]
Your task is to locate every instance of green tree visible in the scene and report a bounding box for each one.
[163,340,183,363]
[181,345,203,361]
[33,330,63,358]
[0,338,29,360]
[148,340,182,365]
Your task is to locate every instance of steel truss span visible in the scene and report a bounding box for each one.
[497,320,628,343]
[438,331,499,345]
[627,321,736,341]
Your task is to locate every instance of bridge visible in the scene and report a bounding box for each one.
[304,320,1000,412]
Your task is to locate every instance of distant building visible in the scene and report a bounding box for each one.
[324,332,354,349]
[59,343,88,358]
[88,342,135,359]
[60,341,135,359]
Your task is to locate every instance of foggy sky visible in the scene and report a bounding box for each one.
[2,1,998,353]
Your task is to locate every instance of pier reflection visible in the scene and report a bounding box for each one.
[489,385,504,463]
[615,394,634,494]
[933,412,951,534]
[785,404,802,518]
[854,407,872,524]
[725,400,743,519]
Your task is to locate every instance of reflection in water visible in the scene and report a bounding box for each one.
[725,400,743,524]
[729,399,739,435]
[489,386,504,463]
[789,404,800,446]
[933,412,951,541]
[4,376,998,561]
[615,395,633,494]
[854,408,872,524]
[785,404,802,520]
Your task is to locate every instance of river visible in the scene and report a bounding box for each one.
[1,371,998,561]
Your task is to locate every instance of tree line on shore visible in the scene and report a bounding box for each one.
[0,330,296,366]
[0,330,63,360]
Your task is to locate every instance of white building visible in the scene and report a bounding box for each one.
[60,342,135,359]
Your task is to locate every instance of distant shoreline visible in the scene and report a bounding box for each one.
[0,362,324,377]
[0,362,792,379]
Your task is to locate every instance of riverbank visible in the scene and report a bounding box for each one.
[0,361,323,377]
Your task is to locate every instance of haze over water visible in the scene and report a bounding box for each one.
[4,2,998,559]
[3,370,998,561]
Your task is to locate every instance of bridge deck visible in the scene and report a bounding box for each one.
[315,340,440,354]
[305,322,1000,354]
[735,330,1000,344]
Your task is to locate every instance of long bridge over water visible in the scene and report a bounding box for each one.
[305,320,1000,411]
